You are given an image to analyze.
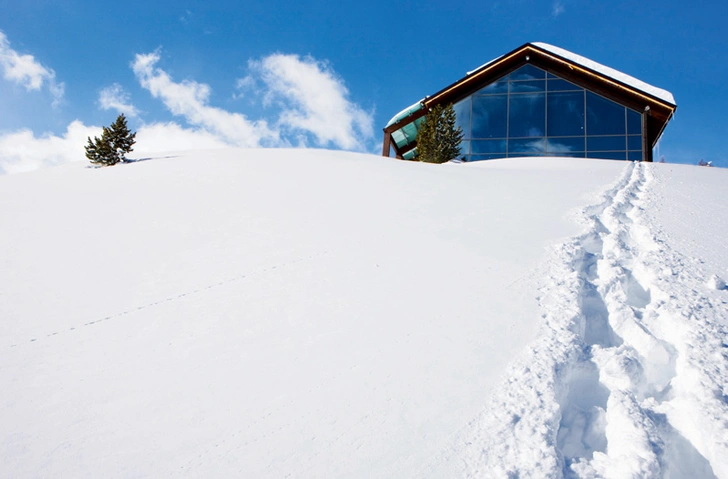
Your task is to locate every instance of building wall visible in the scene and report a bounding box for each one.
[451,64,643,161]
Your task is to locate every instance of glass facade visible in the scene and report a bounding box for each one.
[452,64,643,162]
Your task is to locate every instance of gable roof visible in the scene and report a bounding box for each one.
[383,42,676,160]
[532,43,674,105]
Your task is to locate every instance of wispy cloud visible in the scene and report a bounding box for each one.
[132,50,281,147]
[179,9,193,25]
[98,83,139,117]
[132,50,374,151]
[233,75,256,100]
[0,31,64,107]
[552,0,565,17]
[250,54,374,151]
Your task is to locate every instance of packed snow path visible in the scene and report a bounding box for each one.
[444,162,728,478]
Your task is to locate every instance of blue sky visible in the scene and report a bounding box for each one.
[1,0,726,171]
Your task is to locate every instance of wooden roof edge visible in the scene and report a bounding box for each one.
[423,43,676,114]
[527,43,676,111]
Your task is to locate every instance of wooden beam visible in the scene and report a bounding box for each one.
[642,110,653,162]
[381,131,392,157]
[383,107,428,134]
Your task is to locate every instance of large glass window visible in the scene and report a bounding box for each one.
[453,98,471,138]
[449,64,643,162]
[586,91,626,136]
[509,94,545,137]
[472,95,507,138]
[547,91,584,137]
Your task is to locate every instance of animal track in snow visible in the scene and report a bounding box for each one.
[7,251,330,348]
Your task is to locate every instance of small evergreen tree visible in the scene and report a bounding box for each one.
[415,104,463,164]
[85,114,136,166]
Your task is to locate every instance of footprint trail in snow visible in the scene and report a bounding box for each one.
[451,162,728,479]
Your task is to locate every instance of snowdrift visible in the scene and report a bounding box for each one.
[1,150,726,478]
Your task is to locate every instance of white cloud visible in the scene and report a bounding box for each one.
[0,49,377,175]
[232,75,256,100]
[99,83,139,117]
[250,54,374,151]
[0,120,236,174]
[552,0,565,16]
[132,51,281,148]
[0,121,100,174]
[0,31,64,106]
[134,122,230,153]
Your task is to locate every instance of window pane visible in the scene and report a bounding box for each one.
[402,122,418,142]
[510,80,546,93]
[587,151,627,160]
[509,94,545,137]
[586,91,626,135]
[587,135,626,151]
[460,140,471,155]
[547,91,585,136]
[508,64,546,80]
[551,151,586,158]
[475,78,508,94]
[628,151,643,161]
[627,135,642,151]
[453,98,471,138]
[392,129,407,148]
[548,79,581,91]
[508,138,546,154]
[627,109,642,135]
[547,137,585,153]
[471,139,506,154]
[472,95,507,138]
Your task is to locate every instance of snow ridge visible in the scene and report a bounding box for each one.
[452,162,728,478]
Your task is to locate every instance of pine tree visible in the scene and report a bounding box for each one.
[85,128,118,166]
[108,114,136,160]
[85,114,136,166]
[415,104,463,164]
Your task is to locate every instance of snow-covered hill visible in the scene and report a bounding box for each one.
[1,150,726,478]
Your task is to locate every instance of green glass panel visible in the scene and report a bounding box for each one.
[392,129,407,148]
[402,123,418,142]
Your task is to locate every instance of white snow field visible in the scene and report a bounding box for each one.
[1,150,726,478]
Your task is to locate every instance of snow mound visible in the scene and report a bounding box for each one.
[707,275,726,291]
[1,150,726,478]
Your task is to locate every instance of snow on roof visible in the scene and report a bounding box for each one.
[532,42,675,105]
[466,54,503,76]
[385,100,425,128]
